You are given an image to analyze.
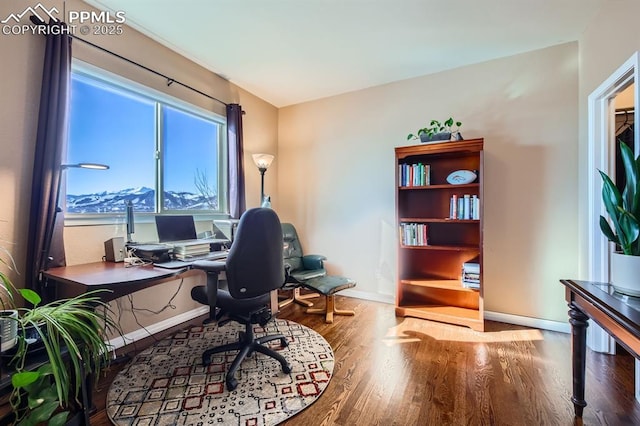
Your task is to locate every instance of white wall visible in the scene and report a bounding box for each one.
[279,43,580,322]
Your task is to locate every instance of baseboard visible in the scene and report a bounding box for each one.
[484,311,570,333]
[338,291,570,334]
[107,306,209,350]
[338,289,395,305]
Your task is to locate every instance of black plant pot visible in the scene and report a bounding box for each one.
[420,132,451,143]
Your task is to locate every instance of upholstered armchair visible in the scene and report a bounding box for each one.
[279,223,326,307]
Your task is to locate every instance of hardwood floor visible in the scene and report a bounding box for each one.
[90,296,640,425]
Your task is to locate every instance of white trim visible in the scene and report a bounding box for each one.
[107,306,209,350]
[484,311,570,334]
[636,359,640,402]
[586,51,639,354]
[338,289,395,305]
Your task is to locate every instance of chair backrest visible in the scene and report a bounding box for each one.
[225,208,285,299]
[281,223,304,272]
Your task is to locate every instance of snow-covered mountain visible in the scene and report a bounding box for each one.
[66,187,217,213]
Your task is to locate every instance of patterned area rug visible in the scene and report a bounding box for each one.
[106,319,334,425]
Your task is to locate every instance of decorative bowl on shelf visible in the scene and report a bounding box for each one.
[446,170,477,185]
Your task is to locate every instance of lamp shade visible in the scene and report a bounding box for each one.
[62,163,110,170]
[252,154,275,170]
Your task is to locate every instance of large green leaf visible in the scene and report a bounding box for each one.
[18,288,41,307]
[599,140,640,256]
[620,142,639,212]
[18,400,59,426]
[48,411,70,426]
[600,216,619,244]
[12,371,40,388]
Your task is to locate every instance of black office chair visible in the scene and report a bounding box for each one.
[190,208,292,391]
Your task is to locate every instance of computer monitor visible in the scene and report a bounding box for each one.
[213,219,239,243]
[155,215,198,243]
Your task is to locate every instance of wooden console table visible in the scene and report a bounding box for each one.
[560,279,640,417]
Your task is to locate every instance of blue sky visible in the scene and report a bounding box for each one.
[66,74,218,197]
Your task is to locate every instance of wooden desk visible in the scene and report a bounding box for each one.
[43,261,279,313]
[561,279,640,417]
[43,261,189,303]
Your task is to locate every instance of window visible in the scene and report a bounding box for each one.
[65,63,226,218]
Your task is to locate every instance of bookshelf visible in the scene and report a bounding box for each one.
[395,138,484,331]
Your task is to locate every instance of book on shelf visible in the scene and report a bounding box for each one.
[462,280,480,290]
[398,163,430,187]
[399,222,428,246]
[462,260,480,289]
[449,194,480,220]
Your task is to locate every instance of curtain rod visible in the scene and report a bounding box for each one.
[73,36,229,108]
[29,16,229,108]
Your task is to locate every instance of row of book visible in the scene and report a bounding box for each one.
[462,261,480,289]
[398,163,431,187]
[450,194,480,220]
[399,223,428,246]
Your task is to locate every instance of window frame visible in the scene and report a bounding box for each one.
[65,60,228,226]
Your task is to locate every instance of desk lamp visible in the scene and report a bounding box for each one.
[252,153,274,205]
[43,163,109,269]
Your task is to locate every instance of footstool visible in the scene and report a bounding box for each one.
[302,275,356,323]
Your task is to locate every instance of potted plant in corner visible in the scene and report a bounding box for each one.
[407,117,463,143]
[599,140,640,296]
[0,245,120,425]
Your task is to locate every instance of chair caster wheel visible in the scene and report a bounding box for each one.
[282,362,292,374]
[227,377,238,391]
[202,355,211,365]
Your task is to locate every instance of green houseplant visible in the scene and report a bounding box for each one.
[0,244,19,353]
[407,117,462,143]
[10,289,119,425]
[0,246,119,425]
[599,140,640,295]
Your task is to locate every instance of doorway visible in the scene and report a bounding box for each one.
[587,51,640,400]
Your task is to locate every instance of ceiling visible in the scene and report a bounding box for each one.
[85,0,606,107]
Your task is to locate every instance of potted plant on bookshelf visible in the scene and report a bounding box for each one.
[599,140,640,296]
[0,245,119,425]
[407,117,463,143]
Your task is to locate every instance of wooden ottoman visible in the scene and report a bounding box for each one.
[302,275,356,323]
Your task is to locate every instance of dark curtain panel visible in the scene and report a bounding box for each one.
[25,21,72,293]
[227,103,246,219]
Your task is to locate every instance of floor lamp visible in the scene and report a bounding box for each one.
[252,153,274,205]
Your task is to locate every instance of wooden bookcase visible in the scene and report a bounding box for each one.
[395,138,484,331]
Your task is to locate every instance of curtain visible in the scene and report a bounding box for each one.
[25,21,72,294]
[227,103,246,219]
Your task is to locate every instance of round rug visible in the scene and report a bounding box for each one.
[106,319,334,425]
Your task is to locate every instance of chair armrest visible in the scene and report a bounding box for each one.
[191,260,226,273]
[302,255,327,270]
[191,260,226,313]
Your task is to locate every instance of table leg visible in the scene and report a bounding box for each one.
[568,302,589,418]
